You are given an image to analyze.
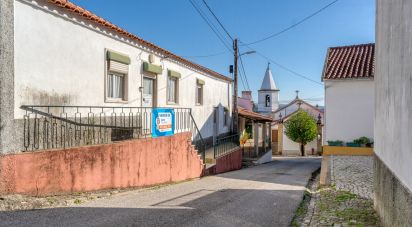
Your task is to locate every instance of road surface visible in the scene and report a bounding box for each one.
[0,157,320,227]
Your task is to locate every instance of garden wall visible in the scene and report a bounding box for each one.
[0,132,204,195]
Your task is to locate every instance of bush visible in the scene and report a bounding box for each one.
[327,140,344,146]
[353,137,371,145]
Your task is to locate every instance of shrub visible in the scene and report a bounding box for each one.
[353,137,371,145]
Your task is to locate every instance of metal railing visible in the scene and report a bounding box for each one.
[21,105,205,160]
[241,140,268,159]
[214,134,240,159]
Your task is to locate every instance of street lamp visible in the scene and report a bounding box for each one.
[239,50,256,57]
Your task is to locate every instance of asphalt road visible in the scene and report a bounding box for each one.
[0,157,320,227]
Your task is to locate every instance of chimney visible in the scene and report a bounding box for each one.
[241,91,252,101]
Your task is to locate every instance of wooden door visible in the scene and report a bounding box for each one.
[272,129,278,142]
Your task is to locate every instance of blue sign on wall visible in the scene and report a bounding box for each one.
[152,108,175,138]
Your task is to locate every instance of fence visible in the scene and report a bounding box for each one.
[214,134,240,159]
[21,105,205,160]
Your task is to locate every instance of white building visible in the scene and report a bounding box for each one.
[0,0,232,154]
[322,43,375,144]
[254,64,323,155]
[375,1,412,226]
[257,63,280,113]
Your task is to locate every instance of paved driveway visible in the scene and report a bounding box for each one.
[0,157,320,227]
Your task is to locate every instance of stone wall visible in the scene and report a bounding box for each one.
[0,132,204,195]
[374,155,412,227]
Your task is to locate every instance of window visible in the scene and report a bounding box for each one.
[196,83,203,105]
[167,76,178,104]
[107,72,125,100]
[265,94,271,107]
[223,108,229,126]
[106,50,129,102]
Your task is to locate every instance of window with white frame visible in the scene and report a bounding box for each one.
[167,76,178,103]
[195,79,205,105]
[107,72,125,100]
[106,50,130,101]
[224,108,229,126]
[196,82,203,105]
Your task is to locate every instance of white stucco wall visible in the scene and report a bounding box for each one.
[13,0,231,139]
[282,130,318,155]
[257,90,279,113]
[375,0,412,191]
[273,102,323,121]
[324,79,374,144]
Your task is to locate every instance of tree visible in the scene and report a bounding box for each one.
[284,110,318,156]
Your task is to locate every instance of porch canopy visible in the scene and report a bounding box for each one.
[238,107,273,123]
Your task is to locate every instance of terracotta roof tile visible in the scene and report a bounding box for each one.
[238,107,273,122]
[46,0,232,82]
[323,43,375,80]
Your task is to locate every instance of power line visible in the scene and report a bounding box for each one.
[189,0,233,52]
[201,0,234,41]
[240,41,323,86]
[241,0,339,46]
[238,66,247,91]
[180,50,228,58]
[238,53,251,91]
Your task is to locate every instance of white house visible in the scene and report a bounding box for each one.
[322,43,375,144]
[0,0,232,154]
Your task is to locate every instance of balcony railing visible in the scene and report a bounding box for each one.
[214,134,240,159]
[21,105,205,160]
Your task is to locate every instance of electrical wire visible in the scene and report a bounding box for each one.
[179,50,228,58]
[189,0,233,52]
[239,52,251,91]
[241,0,339,46]
[201,0,234,41]
[240,41,323,86]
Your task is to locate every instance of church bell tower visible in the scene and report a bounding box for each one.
[257,63,279,113]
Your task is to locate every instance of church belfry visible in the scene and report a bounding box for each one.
[257,63,279,113]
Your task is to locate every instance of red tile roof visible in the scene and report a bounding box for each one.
[238,107,273,122]
[322,43,375,80]
[47,0,231,82]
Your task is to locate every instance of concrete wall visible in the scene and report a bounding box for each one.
[214,148,242,174]
[324,79,374,143]
[273,101,322,121]
[282,133,318,156]
[375,0,412,226]
[0,0,18,154]
[2,0,232,154]
[0,132,203,195]
[257,90,279,113]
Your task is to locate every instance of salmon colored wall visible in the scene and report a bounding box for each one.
[215,148,243,174]
[0,132,203,195]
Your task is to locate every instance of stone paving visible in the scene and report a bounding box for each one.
[293,156,381,227]
[331,156,374,199]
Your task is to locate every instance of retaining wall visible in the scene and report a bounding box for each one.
[214,148,243,174]
[0,132,203,195]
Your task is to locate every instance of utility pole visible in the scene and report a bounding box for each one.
[232,38,238,134]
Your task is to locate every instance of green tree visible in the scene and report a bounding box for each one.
[284,110,318,156]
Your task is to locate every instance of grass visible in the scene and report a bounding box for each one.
[73,199,82,204]
[290,189,312,227]
[335,191,357,202]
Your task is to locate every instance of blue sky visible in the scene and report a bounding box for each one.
[71,0,375,105]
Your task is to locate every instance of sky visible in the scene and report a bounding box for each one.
[71,0,375,105]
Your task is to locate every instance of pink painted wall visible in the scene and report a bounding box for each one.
[0,132,203,195]
[215,148,243,174]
